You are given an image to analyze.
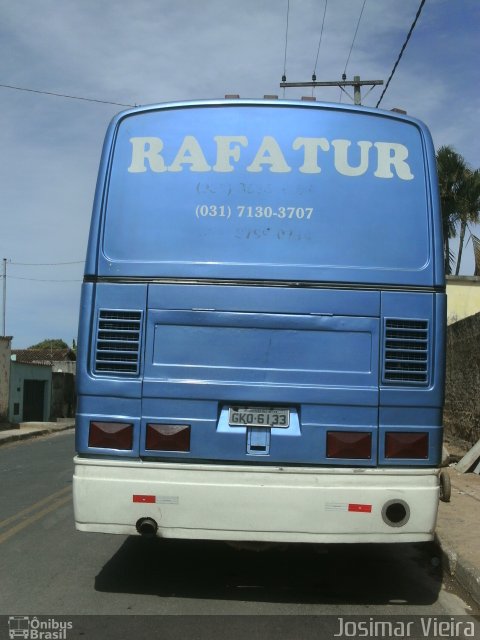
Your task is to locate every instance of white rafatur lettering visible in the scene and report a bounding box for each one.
[128,135,414,180]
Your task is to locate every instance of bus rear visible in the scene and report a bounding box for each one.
[74,100,445,543]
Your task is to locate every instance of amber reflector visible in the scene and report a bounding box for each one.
[385,432,429,459]
[88,422,133,450]
[327,431,372,459]
[146,424,191,452]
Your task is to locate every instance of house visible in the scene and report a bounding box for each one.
[10,348,76,423]
[11,348,76,374]
[9,361,52,423]
[0,336,13,424]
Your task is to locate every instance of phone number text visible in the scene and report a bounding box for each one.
[195,205,314,220]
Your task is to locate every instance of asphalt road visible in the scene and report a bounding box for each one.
[0,431,477,639]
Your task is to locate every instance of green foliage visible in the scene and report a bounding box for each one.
[436,146,480,275]
[436,145,467,274]
[455,168,480,275]
[28,338,69,350]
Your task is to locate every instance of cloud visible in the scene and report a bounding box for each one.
[1,0,478,346]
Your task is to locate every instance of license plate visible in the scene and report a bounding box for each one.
[228,406,290,428]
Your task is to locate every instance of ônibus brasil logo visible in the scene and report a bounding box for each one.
[8,616,73,640]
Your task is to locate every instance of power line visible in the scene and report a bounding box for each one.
[340,0,367,103]
[8,276,82,282]
[343,0,367,76]
[312,0,328,81]
[376,0,427,108]
[10,260,84,266]
[281,0,381,106]
[0,82,134,108]
[2,255,81,334]
[282,0,290,90]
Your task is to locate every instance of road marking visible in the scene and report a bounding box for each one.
[0,485,71,530]
[0,486,71,544]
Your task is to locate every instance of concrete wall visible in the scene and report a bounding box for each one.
[9,362,52,424]
[446,275,480,325]
[0,337,12,422]
[52,361,76,375]
[51,372,75,419]
[444,311,480,446]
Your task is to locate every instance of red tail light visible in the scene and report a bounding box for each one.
[385,432,428,459]
[89,421,133,450]
[327,431,372,459]
[146,424,191,452]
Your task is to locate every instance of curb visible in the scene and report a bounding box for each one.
[0,422,75,446]
[435,531,480,607]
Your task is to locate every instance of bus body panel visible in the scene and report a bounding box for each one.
[86,101,443,287]
[76,281,444,467]
[73,458,439,543]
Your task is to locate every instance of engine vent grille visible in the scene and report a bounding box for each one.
[383,319,429,385]
[94,310,143,375]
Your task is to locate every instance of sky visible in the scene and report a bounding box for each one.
[1,0,478,348]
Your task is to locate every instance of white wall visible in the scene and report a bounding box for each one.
[447,276,480,325]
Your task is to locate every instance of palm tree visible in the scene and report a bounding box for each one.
[436,146,467,274]
[454,168,480,275]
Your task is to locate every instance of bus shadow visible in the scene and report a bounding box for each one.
[94,537,442,605]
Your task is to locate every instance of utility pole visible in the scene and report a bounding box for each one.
[280,75,383,106]
[2,258,6,336]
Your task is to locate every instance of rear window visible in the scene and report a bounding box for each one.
[102,104,430,280]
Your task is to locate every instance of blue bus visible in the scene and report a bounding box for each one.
[74,99,446,543]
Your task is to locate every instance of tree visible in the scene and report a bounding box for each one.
[436,146,480,275]
[454,168,480,275]
[28,338,69,350]
[436,145,467,275]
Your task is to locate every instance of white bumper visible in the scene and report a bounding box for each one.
[73,456,440,543]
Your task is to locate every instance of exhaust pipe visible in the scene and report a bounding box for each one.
[381,499,410,528]
[136,517,158,536]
